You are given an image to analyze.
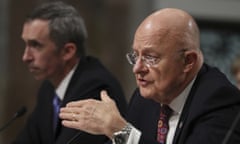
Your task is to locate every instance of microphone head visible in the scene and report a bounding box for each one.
[0,106,27,132]
[14,106,27,118]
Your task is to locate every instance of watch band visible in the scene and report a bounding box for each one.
[112,123,132,144]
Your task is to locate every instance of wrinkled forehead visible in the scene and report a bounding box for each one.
[132,9,193,53]
[133,25,183,56]
[133,29,168,50]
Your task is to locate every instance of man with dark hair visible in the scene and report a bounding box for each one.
[13,1,127,144]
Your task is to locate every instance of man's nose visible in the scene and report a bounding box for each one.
[133,57,147,74]
[22,48,33,62]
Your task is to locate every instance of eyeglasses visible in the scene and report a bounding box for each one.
[126,52,160,67]
[126,49,189,67]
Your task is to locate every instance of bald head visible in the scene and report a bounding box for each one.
[132,8,203,102]
[135,8,200,52]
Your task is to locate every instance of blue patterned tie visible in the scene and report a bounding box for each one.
[53,93,61,132]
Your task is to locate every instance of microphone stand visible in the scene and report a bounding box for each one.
[0,106,27,132]
[222,110,240,144]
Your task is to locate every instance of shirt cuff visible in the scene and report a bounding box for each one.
[126,125,141,144]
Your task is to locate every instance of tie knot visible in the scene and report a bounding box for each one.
[53,94,61,106]
[160,105,173,118]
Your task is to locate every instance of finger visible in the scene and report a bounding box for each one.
[66,100,85,107]
[60,107,82,121]
[60,107,71,113]
[60,107,80,114]
[100,90,112,102]
[62,120,80,129]
[59,111,75,121]
[66,99,97,107]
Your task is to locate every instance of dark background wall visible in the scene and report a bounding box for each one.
[1,0,240,143]
[1,0,141,143]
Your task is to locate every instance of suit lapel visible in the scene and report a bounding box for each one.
[39,82,55,143]
[173,65,207,144]
[172,100,191,144]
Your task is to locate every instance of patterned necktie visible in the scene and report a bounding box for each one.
[53,93,61,132]
[157,105,173,144]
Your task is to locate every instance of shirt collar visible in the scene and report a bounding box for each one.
[169,77,196,115]
[55,63,78,100]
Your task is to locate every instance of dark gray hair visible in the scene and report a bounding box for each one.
[25,1,87,57]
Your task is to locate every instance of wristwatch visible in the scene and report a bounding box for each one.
[112,123,132,144]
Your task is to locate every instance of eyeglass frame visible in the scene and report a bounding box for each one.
[126,48,189,68]
[126,52,160,68]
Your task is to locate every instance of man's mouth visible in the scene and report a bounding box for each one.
[137,78,150,87]
[28,66,38,73]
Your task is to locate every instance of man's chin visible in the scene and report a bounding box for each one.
[139,87,153,99]
[33,75,45,81]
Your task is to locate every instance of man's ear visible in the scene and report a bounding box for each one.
[183,51,197,72]
[61,43,77,60]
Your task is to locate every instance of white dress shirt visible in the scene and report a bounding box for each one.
[55,63,78,100]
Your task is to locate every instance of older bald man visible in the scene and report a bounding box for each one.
[60,8,240,144]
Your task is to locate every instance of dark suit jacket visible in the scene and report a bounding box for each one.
[13,56,127,144]
[127,64,240,144]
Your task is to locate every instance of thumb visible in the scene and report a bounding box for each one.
[100,90,112,102]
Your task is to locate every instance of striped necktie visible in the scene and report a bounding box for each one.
[157,105,173,144]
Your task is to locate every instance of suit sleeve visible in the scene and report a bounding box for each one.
[126,89,160,144]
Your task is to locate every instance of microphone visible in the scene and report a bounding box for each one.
[222,110,240,144]
[67,132,81,144]
[0,106,27,132]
